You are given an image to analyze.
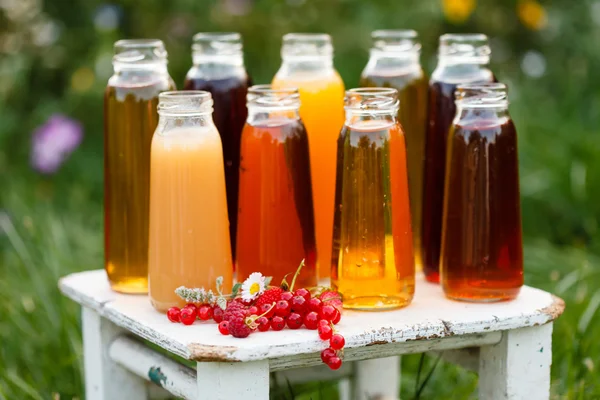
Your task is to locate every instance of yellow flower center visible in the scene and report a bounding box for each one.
[249,282,261,295]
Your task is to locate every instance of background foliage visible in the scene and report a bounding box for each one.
[1,0,599,398]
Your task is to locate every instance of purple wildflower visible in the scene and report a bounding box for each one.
[30,114,83,174]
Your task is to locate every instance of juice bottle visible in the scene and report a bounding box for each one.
[422,34,494,283]
[104,39,175,293]
[331,88,414,310]
[184,33,251,260]
[272,33,345,279]
[360,30,428,272]
[441,83,523,301]
[236,86,317,288]
[149,91,233,312]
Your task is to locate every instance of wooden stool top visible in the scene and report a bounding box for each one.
[59,270,564,368]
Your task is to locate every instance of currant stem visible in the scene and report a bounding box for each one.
[289,259,305,292]
[245,302,276,329]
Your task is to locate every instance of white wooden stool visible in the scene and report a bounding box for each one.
[59,270,564,400]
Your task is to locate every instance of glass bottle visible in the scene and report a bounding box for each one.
[441,83,523,301]
[236,85,317,288]
[184,32,251,261]
[272,33,345,279]
[331,88,414,310]
[149,91,233,312]
[422,34,495,283]
[360,30,428,272]
[104,39,175,293]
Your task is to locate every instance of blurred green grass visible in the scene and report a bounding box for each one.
[2,0,600,398]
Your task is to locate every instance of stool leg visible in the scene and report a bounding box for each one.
[352,356,400,400]
[196,360,269,400]
[479,323,553,400]
[82,307,147,400]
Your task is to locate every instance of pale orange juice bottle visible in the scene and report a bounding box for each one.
[272,33,345,279]
[148,91,233,312]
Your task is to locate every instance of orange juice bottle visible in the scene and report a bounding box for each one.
[272,33,345,280]
[148,91,233,312]
[331,88,414,310]
[236,86,317,288]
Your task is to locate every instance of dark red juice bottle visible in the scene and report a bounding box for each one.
[184,32,251,261]
[422,34,495,283]
[441,83,523,301]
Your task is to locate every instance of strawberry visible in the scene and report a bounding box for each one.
[254,287,283,308]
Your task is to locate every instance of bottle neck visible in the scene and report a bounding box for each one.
[192,52,244,67]
[345,109,397,127]
[455,105,509,125]
[156,113,215,134]
[279,55,335,75]
[247,107,300,125]
[364,49,421,75]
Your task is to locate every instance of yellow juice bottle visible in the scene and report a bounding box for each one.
[272,33,345,280]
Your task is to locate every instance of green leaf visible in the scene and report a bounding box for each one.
[231,283,242,297]
[264,276,273,286]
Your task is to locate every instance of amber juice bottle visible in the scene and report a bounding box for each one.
[422,34,494,283]
[104,40,175,293]
[236,86,317,288]
[441,83,523,301]
[360,30,428,271]
[331,88,414,310]
[184,33,250,260]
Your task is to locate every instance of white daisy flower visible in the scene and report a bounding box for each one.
[241,272,267,301]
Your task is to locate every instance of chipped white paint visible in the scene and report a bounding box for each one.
[82,308,147,400]
[479,323,553,400]
[109,336,197,399]
[61,270,564,400]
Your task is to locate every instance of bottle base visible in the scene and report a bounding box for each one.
[108,278,148,294]
[342,294,414,311]
[443,287,521,303]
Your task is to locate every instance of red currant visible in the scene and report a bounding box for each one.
[257,316,270,332]
[218,321,230,335]
[294,288,311,301]
[259,303,275,319]
[248,306,258,316]
[318,323,333,340]
[307,298,322,312]
[275,300,291,317]
[213,306,224,323]
[327,356,342,370]
[290,295,307,315]
[280,291,294,302]
[186,303,198,311]
[180,307,196,325]
[320,305,336,322]
[167,307,181,323]
[319,319,330,327]
[331,308,341,325]
[320,348,336,364]
[287,313,303,329]
[304,311,319,330]
[330,334,345,350]
[198,305,213,321]
[271,316,285,331]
